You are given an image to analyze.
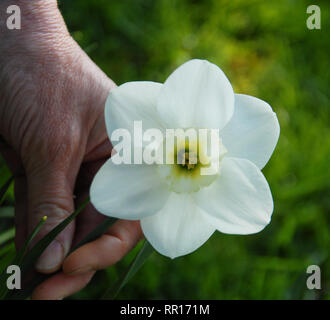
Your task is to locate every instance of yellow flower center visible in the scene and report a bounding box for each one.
[178,150,197,170]
[157,129,227,194]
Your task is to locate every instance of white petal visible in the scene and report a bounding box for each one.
[195,157,274,235]
[220,94,280,169]
[141,193,216,258]
[157,59,234,130]
[105,81,165,138]
[90,158,170,220]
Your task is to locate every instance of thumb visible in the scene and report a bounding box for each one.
[27,167,75,274]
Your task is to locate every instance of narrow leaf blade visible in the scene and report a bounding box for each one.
[0,228,15,246]
[7,202,118,300]
[72,217,117,252]
[0,175,13,206]
[102,240,154,300]
[0,216,47,299]
[20,197,90,277]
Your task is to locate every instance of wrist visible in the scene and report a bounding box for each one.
[0,1,77,139]
[0,1,59,19]
[0,0,71,51]
[0,1,77,73]
[1,1,61,29]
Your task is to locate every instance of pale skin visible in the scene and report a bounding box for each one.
[0,1,143,299]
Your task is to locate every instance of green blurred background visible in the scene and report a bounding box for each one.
[1,0,329,299]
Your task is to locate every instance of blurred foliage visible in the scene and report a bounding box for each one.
[1,0,329,299]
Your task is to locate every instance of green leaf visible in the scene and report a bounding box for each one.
[0,175,13,206]
[102,240,155,300]
[0,228,15,246]
[0,206,14,218]
[7,205,117,300]
[19,197,90,277]
[0,242,15,259]
[0,250,15,276]
[0,217,47,299]
[15,216,47,266]
[0,198,89,300]
[72,217,117,251]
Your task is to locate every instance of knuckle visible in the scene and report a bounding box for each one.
[31,200,72,221]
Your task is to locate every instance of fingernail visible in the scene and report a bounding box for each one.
[35,240,64,273]
[67,266,93,275]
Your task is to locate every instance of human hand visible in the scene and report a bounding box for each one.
[0,0,143,299]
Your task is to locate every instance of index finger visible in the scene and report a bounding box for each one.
[62,219,143,275]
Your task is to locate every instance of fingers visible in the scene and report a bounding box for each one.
[71,200,106,247]
[27,168,76,274]
[32,220,142,300]
[72,157,110,247]
[32,221,142,300]
[63,220,143,275]
[31,271,95,300]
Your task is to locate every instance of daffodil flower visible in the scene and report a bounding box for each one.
[91,59,280,258]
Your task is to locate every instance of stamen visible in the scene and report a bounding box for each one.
[181,152,197,170]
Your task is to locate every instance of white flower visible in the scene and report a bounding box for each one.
[90,59,280,259]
